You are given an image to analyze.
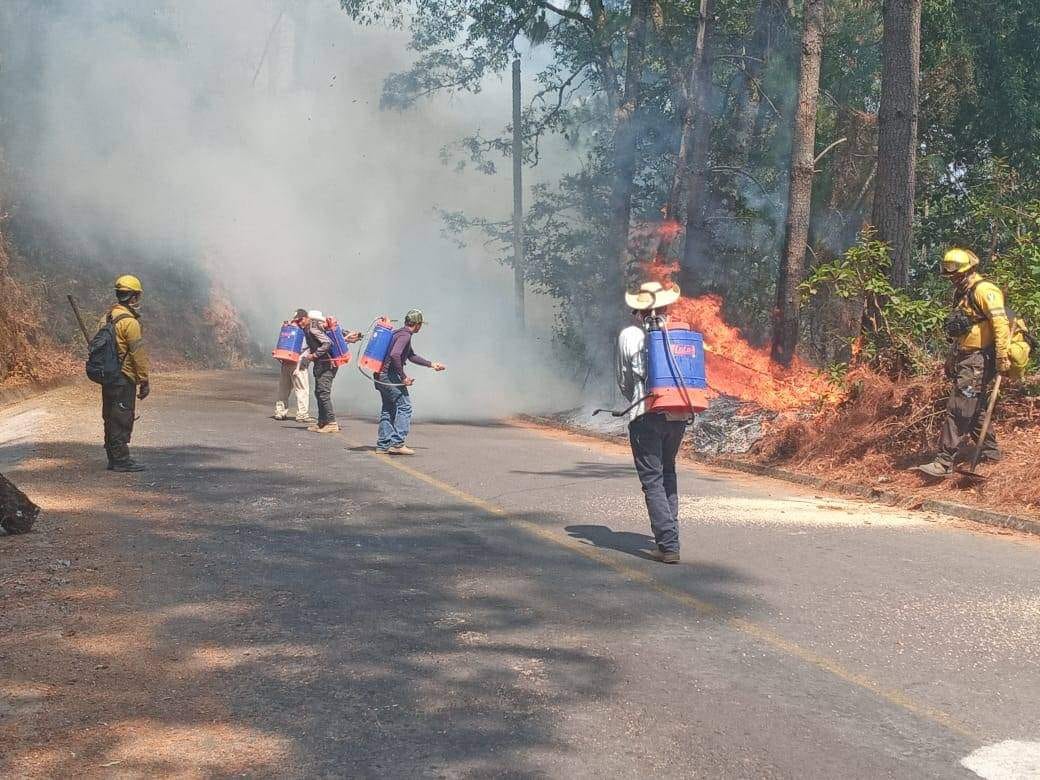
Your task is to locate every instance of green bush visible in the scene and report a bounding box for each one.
[801,230,946,373]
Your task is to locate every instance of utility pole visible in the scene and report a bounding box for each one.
[511,55,526,329]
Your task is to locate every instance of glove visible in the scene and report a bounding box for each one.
[997,356,1012,376]
[138,381,151,400]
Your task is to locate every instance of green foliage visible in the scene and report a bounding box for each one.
[801,230,946,370]
[920,159,1040,333]
[342,0,1040,378]
[989,202,1040,331]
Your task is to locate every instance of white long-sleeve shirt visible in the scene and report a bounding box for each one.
[616,324,649,422]
[617,320,695,423]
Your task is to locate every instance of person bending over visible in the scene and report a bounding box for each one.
[374,309,445,455]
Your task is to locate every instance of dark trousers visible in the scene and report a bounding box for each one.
[102,377,136,463]
[938,350,999,466]
[313,363,338,425]
[629,413,687,553]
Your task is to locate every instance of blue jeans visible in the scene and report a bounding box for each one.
[376,372,412,449]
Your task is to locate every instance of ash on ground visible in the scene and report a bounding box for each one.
[691,396,775,455]
[555,405,629,439]
[550,396,774,455]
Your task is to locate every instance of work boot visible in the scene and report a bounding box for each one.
[659,550,680,564]
[110,459,146,473]
[308,422,340,433]
[387,445,415,455]
[915,461,951,479]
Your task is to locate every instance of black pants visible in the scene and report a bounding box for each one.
[629,413,687,553]
[102,378,137,463]
[313,363,338,425]
[938,350,999,466]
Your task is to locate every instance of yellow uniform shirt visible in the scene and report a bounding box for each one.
[100,305,150,384]
[955,274,1010,361]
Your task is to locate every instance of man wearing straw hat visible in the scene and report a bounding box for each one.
[617,281,688,564]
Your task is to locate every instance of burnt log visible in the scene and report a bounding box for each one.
[0,473,39,535]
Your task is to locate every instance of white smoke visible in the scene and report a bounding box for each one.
[0,0,580,418]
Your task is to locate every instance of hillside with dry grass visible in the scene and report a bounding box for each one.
[0,219,258,390]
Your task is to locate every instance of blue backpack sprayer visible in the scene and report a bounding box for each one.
[596,313,709,418]
[272,321,305,364]
[272,317,352,367]
[322,317,353,367]
[355,317,409,387]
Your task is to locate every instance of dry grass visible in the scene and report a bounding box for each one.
[750,366,1040,518]
[0,234,258,391]
[0,239,78,388]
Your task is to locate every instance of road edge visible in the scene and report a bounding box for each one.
[0,374,77,409]
[516,414,1040,538]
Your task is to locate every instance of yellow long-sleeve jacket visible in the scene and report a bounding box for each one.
[955,273,1010,361]
[100,304,150,384]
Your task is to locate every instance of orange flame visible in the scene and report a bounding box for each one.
[642,259,833,411]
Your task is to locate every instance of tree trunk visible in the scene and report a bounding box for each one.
[729,0,791,164]
[677,0,717,289]
[870,0,920,288]
[511,57,526,329]
[606,0,651,284]
[771,0,825,366]
[655,0,715,268]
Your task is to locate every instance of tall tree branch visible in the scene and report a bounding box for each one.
[532,0,593,28]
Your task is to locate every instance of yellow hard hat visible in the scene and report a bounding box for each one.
[114,274,143,293]
[941,248,979,275]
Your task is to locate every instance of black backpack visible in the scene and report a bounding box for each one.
[85,313,132,386]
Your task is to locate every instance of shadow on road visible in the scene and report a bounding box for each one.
[565,523,657,560]
[511,461,635,480]
[0,424,757,777]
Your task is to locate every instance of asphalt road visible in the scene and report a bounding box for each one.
[2,370,1038,777]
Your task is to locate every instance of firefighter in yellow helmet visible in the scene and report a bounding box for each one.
[916,248,1011,478]
[100,275,151,472]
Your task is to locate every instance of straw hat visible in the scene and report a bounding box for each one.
[625,281,681,311]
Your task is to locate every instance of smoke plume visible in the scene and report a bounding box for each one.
[0,0,579,418]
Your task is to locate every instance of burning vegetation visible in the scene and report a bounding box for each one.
[642,260,836,412]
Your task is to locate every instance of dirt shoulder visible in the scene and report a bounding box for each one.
[0,374,290,777]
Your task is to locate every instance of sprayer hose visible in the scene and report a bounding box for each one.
[657,316,696,415]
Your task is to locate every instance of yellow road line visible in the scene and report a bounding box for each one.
[366,449,977,740]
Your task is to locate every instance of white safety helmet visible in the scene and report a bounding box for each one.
[307,310,324,320]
